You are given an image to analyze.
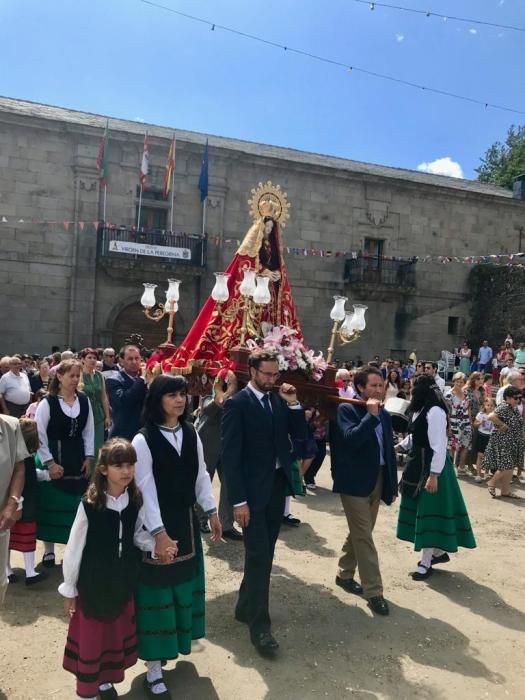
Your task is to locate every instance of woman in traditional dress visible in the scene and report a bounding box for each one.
[458,341,472,375]
[35,359,94,568]
[485,385,524,499]
[79,347,111,459]
[396,374,476,580]
[30,358,50,395]
[163,181,302,373]
[132,375,221,700]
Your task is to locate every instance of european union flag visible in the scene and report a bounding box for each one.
[198,139,209,202]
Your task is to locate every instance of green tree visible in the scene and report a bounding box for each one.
[476,124,525,189]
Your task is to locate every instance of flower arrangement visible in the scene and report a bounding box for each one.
[247,325,328,381]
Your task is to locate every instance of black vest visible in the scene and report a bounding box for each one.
[77,499,140,620]
[46,393,89,493]
[399,406,433,498]
[139,422,200,587]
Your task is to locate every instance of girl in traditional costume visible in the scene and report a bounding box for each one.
[396,374,476,581]
[163,181,302,373]
[60,438,156,700]
[132,375,221,700]
[35,359,95,568]
[6,418,46,585]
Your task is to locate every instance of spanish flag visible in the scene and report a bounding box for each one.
[164,135,176,199]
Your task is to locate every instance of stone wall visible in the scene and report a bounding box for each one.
[1,101,524,360]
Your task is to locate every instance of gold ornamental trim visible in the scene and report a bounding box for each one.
[248,181,291,228]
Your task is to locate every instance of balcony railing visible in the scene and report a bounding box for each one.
[97,226,207,267]
[344,255,416,288]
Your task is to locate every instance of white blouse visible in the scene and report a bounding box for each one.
[58,491,154,598]
[132,427,216,536]
[35,395,95,473]
[398,406,448,475]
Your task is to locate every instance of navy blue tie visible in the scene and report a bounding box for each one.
[261,393,272,417]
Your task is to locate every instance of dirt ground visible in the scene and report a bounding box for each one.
[1,460,524,700]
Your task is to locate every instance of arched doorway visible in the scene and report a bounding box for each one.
[111,302,183,351]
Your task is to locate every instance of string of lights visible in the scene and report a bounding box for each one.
[140,0,525,116]
[352,0,525,34]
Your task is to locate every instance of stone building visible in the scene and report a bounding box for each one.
[0,96,524,360]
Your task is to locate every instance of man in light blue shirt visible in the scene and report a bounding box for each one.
[478,341,493,372]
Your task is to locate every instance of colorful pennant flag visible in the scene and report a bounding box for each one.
[139,133,149,191]
[164,135,176,199]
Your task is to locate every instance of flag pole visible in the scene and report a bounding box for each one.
[103,183,107,224]
[137,187,143,230]
[201,196,207,266]
[170,168,175,232]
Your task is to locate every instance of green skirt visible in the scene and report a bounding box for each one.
[135,547,205,661]
[396,454,476,552]
[36,481,83,544]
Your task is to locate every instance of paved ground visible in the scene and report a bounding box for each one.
[1,461,524,700]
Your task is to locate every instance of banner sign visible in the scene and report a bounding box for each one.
[109,240,191,260]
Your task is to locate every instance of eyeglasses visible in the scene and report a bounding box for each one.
[256,369,281,380]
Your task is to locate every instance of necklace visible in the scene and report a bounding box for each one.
[158,423,182,434]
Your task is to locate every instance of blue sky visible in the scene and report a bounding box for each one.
[1,0,523,179]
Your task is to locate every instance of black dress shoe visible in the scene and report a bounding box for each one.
[25,572,47,586]
[143,677,171,699]
[335,576,363,595]
[431,552,450,566]
[411,563,433,581]
[222,528,243,541]
[98,685,118,699]
[42,553,55,568]
[251,631,279,655]
[8,573,19,584]
[367,596,390,616]
[282,514,301,527]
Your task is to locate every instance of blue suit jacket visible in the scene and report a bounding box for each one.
[332,402,398,504]
[221,386,306,511]
[105,369,147,441]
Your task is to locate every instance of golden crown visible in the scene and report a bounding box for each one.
[248,181,291,227]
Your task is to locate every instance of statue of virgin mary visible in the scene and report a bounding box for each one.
[163,181,303,373]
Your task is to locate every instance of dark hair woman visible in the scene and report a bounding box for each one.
[385,369,401,400]
[79,347,111,459]
[396,374,476,581]
[131,375,221,697]
[35,359,95,568]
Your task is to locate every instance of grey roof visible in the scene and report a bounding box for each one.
[0,95,514,199]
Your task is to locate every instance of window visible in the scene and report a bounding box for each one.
[364,238,384,258]
[135,186,169,230]
[448,316,460,335]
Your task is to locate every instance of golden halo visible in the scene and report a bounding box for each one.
[247,181,291,228]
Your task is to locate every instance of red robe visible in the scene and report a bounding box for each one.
[163,220,302,373]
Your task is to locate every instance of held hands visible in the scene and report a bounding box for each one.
[366,398,381,416]
[279,383,297,404]
[208,513,222,542]
[48,462,64,480]
[424,474,439,494]
[154,531,178,563]
[234,504,250,529]
[64,597,76,618]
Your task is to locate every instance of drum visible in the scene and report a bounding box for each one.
[384,397,410,434]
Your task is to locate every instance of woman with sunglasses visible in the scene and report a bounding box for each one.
[484,385,524,499]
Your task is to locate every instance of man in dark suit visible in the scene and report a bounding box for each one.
[105,345,147,440]
[332,366,397,616]
[222,349,306,655]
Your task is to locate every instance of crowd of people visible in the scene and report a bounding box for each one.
[0,339,522,699]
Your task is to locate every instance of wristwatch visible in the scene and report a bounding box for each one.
[9,495,24,511]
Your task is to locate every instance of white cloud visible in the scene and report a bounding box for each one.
[417,157,464,179]
[395,33,404,42]
[134,116,145,123]
[469,28,477,34]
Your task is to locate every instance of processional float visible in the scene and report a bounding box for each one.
[139,181,368,415]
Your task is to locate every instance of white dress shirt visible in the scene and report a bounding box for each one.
[0,371,31,405]
[132,426,216,536]
[398,406,448,474]
[35,395,95,475]
[58,491,154,598]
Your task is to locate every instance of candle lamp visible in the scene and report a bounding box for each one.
[140,278,181,352]
[326,296,367,364]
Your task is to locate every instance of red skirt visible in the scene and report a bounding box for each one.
[9,520,37,552]
[63,596,138,698]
